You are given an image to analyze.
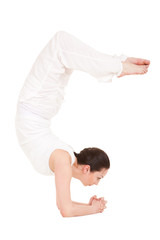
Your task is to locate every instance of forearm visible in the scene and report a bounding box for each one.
[69,202,95,217]
[72,201,89,206]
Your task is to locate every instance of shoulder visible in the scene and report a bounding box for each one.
[49,149,72,172]
[53,149,71,161]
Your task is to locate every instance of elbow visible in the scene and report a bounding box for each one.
[60,206,73,218]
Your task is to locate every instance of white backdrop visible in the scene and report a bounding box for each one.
[0,0,160,239]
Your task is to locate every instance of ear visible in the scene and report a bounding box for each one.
[83,165,91,173]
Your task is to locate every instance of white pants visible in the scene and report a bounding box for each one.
[15,31,127,176]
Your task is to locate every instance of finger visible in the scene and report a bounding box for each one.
[101,206,107,211]
[101,199,107,204]
[98,197,103,201]
[99,209,104,213]
[93,195,97,199]
[101,198,107,202]
[100,200,107,205]
[89,196,96,205]
[101,202,107,207]
[91,195,97,201]
[99,197,104,200]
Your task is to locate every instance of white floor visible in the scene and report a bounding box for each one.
[1,1,160,239]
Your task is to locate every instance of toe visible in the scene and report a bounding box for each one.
[134,58,150,65]
[144,60,150,65]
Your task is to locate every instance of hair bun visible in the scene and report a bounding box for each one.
[74,152,79,157]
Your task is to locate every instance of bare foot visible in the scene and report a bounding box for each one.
[118,57,150,78]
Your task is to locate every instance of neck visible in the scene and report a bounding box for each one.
[71,157,83,181]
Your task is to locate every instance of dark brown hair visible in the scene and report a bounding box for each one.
[74,147,110,172]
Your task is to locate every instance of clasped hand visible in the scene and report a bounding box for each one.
[89,195,107,213]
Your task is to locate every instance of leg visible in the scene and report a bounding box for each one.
[54,31,150,80]
[32,31,150,83]
[44,31,127,82]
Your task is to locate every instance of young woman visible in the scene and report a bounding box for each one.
[15,31,150,217]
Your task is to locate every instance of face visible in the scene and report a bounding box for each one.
[81,166,108,186]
